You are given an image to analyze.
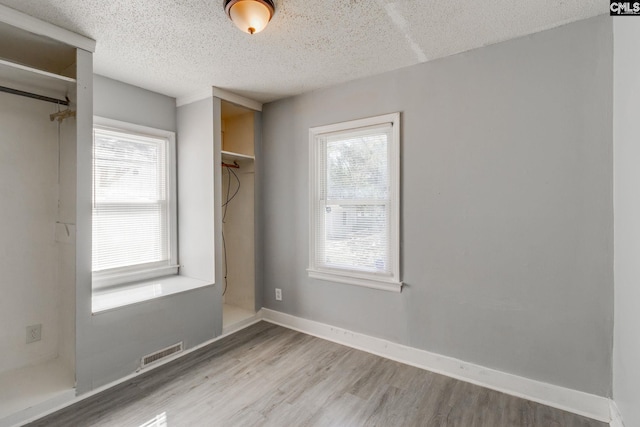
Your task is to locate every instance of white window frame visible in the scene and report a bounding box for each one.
[308,112,402,293]
[92,117,178,289]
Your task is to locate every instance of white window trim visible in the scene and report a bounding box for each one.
[308,112,402,293]
[92,116,178,289]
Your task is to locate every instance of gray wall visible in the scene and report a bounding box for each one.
[177,98,216,282]
[613,19,640,427]
[177,96,224,334]
[76,76,218,393]
[94,75,177,132]
[260,16,613,397]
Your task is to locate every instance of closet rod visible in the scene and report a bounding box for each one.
[0,85,69,106]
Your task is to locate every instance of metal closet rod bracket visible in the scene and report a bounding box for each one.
[221,161,240,169]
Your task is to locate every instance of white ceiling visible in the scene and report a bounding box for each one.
[0,0,606,103]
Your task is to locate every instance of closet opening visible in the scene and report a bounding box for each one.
[220,100,258,333]
[0,21,78,424]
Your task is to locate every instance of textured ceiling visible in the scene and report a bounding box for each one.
[0,0,606,103]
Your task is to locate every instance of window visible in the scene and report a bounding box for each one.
[92,117,177,288]
[308,113,401,292]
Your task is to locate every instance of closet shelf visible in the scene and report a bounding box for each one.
[222,150,255,161]
[0,58,76,100]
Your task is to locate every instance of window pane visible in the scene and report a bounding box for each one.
[321,204,389,273]
[92,128,169,273]
[310,114,399,287]
[93,203,166,271]
[94,132,166,203]
[326,131,389,200]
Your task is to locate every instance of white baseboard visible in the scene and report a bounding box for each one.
[1,389,75,427]
[9,316,264,427]
[222,310,262,335]
[7,311,616,426]
[609,400,626,427]
[261,308,611,424]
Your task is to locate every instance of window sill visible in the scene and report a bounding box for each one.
[308,269,403,293]
[92,275,214,314]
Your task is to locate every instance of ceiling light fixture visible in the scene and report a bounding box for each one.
[224,0,275,35]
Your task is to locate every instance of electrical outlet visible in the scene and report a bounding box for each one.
[275,288,282,301]
[26,324,42,344]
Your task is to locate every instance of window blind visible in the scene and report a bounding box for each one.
[92,128,170,275]
[316,124,392,275]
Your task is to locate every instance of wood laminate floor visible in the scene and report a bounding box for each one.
[27,322,606,427]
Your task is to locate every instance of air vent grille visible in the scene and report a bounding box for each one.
[141,342,183,368]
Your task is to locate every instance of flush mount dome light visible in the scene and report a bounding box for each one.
[224,0,275,35]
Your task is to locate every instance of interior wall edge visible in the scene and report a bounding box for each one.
[175,87,214,108]
[612,16,640,427]
[609,400,626,427]
[0,4,96,52]
[73,47,94,396]
[212,87,262,112]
